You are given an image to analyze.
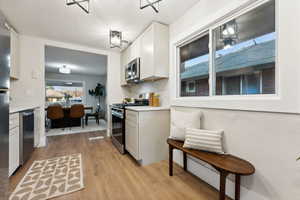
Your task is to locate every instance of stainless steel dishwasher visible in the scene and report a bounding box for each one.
[19,110,34,165]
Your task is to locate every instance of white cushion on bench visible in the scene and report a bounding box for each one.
[183,128,225,154]
[169,108,202,141]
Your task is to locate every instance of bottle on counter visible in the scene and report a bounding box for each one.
[149,92,154,106]
[152,94,160,107]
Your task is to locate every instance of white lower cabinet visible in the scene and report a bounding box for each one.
[125,111,140,160]
[125,109,170,165]
[9,113,20,177]
[126,120,140,160]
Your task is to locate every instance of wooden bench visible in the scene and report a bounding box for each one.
[167,139,255,200]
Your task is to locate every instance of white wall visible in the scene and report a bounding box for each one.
[11,35,127,146]
[10,35,46,147]
[169,0,300,200]
[45,72,107,113]
[123,79,170,107]
[10,37,45,110]
[172,107,300,200]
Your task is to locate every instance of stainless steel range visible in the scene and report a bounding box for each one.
[110,100,149,154]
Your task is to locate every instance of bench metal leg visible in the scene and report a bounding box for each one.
[169,145,173,176]
[235,174,241,200]
[219,170,228,200]
[183,152,187,171]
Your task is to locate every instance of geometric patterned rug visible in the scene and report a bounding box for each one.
[9,154,84,200]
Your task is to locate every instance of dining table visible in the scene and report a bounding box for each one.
[45,106,93,128]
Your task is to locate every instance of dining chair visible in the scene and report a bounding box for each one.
[47,104,64,130]
[85,105,101,126]
[70,104,85,128]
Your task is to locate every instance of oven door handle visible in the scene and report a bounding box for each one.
[112,111,124,119]
[112,107,123,112]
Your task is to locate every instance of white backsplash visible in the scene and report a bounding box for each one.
[124,79,170,106]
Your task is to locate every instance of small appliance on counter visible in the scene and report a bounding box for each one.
[123,98,135,104]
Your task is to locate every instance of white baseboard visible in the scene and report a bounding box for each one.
[173,150,267,200]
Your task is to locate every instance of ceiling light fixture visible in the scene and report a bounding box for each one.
[110,30,122,48]
[140,0,162,13]
[66,0,90,14]
[59,65,71,74]
[110,30,129,49]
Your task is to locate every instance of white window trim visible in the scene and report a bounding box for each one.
[170,0,300,113]
[176,0,277,99]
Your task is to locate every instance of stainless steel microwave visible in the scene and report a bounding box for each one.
[126,58,140,83]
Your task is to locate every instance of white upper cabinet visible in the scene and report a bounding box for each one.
[120,22,169,86]
[128,36,141,63]
[10,28,20,80]
[140,22,169,81]
[121,48,129,86]
[120,36,141,86]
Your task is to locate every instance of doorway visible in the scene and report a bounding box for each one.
[44,45,108,136]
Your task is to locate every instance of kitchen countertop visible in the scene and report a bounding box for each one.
[10,106,40,114]
[126,106,170,112]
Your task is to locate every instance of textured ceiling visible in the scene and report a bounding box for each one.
[45,46,107,76]
[0,0,200,50]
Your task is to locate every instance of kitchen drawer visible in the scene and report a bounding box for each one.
[9,113,19,130]
[126,110,138,122]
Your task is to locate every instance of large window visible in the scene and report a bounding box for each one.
[46,81,84,106]
[178,0,276,97]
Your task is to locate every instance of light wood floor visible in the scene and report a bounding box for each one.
[9,131,229,200]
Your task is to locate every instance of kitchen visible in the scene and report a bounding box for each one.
[1,0,300,200]
[110,22,171,163]
[0,3,174,199]
[2,19,173,199]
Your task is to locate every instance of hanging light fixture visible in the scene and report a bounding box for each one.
[140,0,162,13]
[109,30,129,49]
[59,65,71,74]
[66,0,90,14]
[110,30,122,48]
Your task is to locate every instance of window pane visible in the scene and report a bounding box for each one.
[213,0,276,95]
[46,82,84,106]
[179,34,209,97]
[219,76,241,95]
[262,68,275,94]
[242,73,261,94]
